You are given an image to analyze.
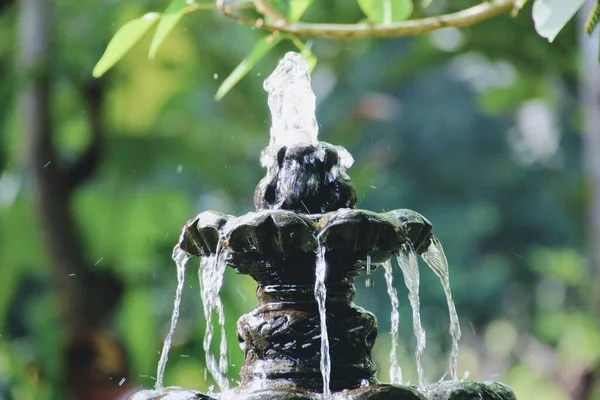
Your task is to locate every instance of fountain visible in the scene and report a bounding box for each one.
[130,53,517,400]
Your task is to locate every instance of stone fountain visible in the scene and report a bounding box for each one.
[130,53,517,400]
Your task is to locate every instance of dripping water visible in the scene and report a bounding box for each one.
[383,259,402,384]
[314,240,331,399]
[199,243,230,392]
[396,243,427,387]
[421,235,462,382]
[365,254,373,288]
[155,247,190,389]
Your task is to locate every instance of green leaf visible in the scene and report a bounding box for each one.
[584,1,600,35]
[215,34,283,101]
[515,0,528,9]
[532,0,586,43]
[149,0,189,59]
[422,0,434,8]
[357,0,413,23]
[302,49,318,73]
[289,0,314,21]
[292,38,317,72]
[93,13,160,78]
[270,0,314,22]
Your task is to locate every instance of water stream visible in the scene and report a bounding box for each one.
[314,240,332,399]
[155,247,190,389]
[365,254,373,288]
[421,236,462,381]
[396,243,427,387]
[383,259,402,384]
[199,243,230,392]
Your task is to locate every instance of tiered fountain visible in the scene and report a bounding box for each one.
[130,53,517,400]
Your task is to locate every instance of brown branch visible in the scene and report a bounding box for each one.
[252,0,287,27]
[220,0,516,39]
[66,80,105,190]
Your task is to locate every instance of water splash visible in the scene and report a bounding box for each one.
[383,259,402,384]
[263,52,319,155]
[199,243,230,392]
[314,240,331,399]
[155,248,190,389]
[396,243,426,387]
[421,236,462,381]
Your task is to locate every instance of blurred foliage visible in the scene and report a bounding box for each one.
[1,0,599,399]
[92,0,599,99]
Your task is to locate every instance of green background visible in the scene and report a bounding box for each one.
[0,1,598,399]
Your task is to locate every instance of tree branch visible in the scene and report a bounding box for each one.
[66,80,105,190]
[221,0,516,39]
[252,0,287,27]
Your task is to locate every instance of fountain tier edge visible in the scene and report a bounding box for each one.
[129,52,517,400]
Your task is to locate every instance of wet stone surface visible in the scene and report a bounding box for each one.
[129,388,214,400]
[177,208,436,271]
[422,381,517,400]
[255,143,357,214]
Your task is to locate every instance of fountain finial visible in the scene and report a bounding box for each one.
[263,52,319,153]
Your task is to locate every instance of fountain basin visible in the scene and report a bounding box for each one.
[131,52,517,400]
[178,208,434,270]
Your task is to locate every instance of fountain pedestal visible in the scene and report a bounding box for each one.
[129,52,517,400]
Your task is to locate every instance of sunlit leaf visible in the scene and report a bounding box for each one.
[149,0,189,59]
[357,0,413,23]
[532,0,586,43]
[93,13,160,78]
[584,2,600,35]
[300,47,317,72]
[270,0,314,22]
[215,34,283,101]
[289,0,314,21]
[515,0,528,9]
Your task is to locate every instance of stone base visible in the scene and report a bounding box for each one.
[421,381,517,400]
[128,387,214,400]
[129,381,516,400]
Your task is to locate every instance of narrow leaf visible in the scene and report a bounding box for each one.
[301,49,318,73]
[215,34,283,101]
[149,0,189,59]
[289,0,314,21]
[515,0,528,9]
[532,0,586,43]
[93,13,160,78]
[584,1,600,35]
[357,0,413,23]
[270,0,314,22]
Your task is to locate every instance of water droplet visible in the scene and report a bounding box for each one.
[177,164,183,173]
[213,73,218,80]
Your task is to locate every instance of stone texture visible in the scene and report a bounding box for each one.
[422,381,517,400]
[141,137,518,400]
[128,388,214,400]
[254,143,357,214]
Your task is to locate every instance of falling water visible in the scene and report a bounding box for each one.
[155,247,190,389]
[396,243,427,387]
[383,259,402,384]
[365,254,373,288]
[421,236,462,381]
[199,244,230,392]
[314,241,331,399]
